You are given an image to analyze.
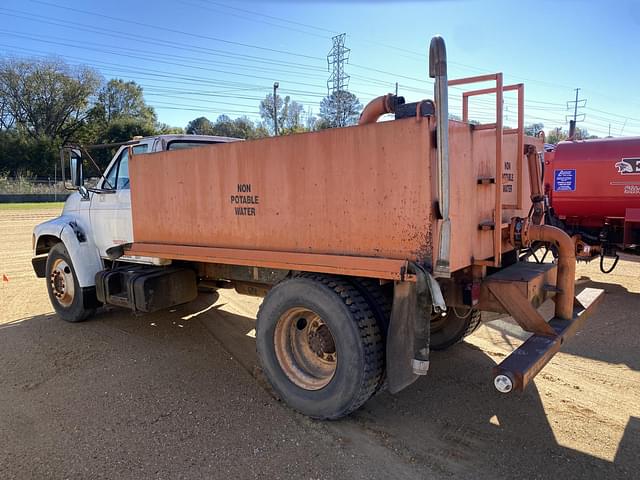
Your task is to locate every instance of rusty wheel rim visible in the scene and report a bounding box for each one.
[50,258,75,308]
[274,307,337,390]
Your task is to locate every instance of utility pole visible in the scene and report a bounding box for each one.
[327,33,350,126]
[273,82,279,136]
[566,88,586,139]
[395,82,398,97]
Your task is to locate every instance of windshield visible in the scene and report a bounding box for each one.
[167,140,222,151]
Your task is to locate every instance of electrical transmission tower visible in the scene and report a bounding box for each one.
[566,88,587,137]
[327,33,350,95]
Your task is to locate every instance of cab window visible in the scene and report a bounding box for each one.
[103,144,148,190]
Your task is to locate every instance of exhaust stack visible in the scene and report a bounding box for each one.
[429,36,451,278]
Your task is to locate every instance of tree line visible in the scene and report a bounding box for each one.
[0,57,363,177]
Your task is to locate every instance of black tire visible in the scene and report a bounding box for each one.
[430,308,482,351]
[46,243,96,322]
[347,278,392,335]
[347,277,392,393]
[256,274,384,419]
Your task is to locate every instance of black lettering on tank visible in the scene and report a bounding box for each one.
[232,184,259,216]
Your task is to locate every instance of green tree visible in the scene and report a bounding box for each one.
[524,122,544,137]
[546,127,568,144]
[0,130,59,176]
[318,90,362,128]
[155,122,184,135]
[103,117,156,145]
[185,115,269,139]
[92,79,156,124]
[259,94,305,135]
[0,58,100,141]
[574,127,598,140]
[185,116,215,135]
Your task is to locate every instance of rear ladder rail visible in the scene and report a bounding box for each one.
[447,75,526,267]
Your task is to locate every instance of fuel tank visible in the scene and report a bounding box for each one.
[544,137,640,226]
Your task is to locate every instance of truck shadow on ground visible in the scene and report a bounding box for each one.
[348,343,637,480]
[562,276,640,371]
[483,275,640,372]
[187,291,637,480]
[1,290,636,480]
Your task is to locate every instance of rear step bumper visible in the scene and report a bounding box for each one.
[493,287,605,393]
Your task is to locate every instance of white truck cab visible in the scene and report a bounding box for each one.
[32,134,239,321]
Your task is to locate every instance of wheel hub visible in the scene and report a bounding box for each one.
[49,259,75,307]
[308,324,336,360]
[273,308,337,390]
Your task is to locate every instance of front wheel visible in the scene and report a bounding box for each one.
[256,274,384,419]
[46,243,97,322]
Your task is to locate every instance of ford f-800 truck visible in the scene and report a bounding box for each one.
[32,37,603,419]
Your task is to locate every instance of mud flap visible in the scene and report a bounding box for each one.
[386,264,442,394]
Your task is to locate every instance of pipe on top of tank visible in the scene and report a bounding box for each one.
[358,94,403,125]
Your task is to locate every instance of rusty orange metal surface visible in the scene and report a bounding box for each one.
[128,81,540,279]
[127,243,414,281]
[130,118,434,276]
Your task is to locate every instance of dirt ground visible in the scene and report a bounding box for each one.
[0,205,638,480]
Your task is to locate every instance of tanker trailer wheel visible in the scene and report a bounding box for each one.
[256,274,384,419]
[430,308,482,351]
[45,243,96,323]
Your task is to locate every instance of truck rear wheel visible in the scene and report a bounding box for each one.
[347,277,392,392]
[256,274,384,419]
[46,243,96,323]
[430,308,482,350]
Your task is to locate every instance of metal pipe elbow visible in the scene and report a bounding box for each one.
[528,224,575,262]
[528,224,576,320]
[358,94,400,125]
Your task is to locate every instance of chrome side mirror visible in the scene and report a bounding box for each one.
[69,149,83,187]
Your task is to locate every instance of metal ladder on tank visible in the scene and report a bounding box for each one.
[448,74,525,268]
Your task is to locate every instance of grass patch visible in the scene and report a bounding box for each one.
[0,202,65,210]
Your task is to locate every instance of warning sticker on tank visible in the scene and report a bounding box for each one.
[554,169,576,192]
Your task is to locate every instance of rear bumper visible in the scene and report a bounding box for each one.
[493,287,605,393]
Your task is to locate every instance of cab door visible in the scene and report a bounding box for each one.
[90,144,148,257]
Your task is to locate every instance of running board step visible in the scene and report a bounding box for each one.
[478,262,557,317]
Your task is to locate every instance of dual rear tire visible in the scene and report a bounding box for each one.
[256,274,482,419]
[256,274,384,419]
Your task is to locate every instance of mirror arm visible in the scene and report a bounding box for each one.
[80,146,115,190]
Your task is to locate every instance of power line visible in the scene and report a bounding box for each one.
[178,0,333,39]
[4,3,639,136]
[0,8,326,72]
[26,0,322,61]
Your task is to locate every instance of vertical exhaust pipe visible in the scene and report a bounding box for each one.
[429,36,451,278]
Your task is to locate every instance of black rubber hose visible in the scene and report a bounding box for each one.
[600,253,619,274]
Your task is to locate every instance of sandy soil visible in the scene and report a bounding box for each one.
[0,206,638,479]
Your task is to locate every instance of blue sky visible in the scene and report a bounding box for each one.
[2,0,639,137]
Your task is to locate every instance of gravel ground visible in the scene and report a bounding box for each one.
[0,205,638,479]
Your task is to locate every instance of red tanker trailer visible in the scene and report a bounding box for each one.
[542,137,640,272]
